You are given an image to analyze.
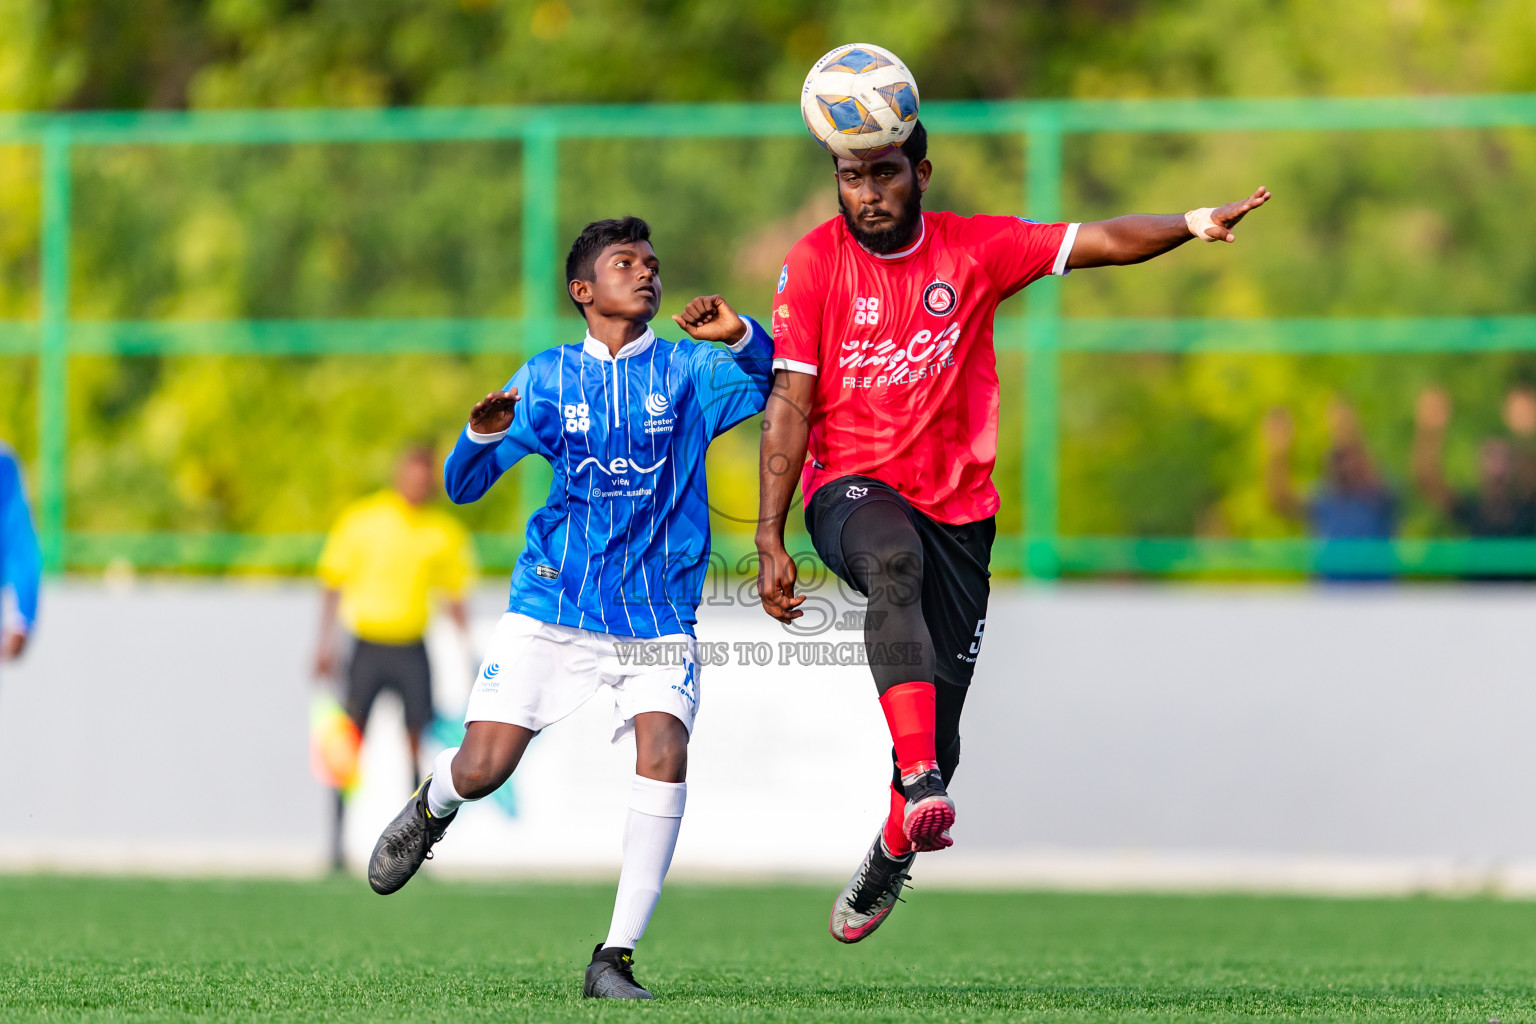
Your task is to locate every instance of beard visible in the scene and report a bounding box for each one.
[840,189,924,254]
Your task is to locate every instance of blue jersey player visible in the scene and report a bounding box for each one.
[367,217,772,1000]
[0,443,40,665]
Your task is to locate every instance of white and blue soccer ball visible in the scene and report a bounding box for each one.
[800,43,920,161]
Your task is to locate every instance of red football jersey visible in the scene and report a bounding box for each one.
[772,211,1077,524]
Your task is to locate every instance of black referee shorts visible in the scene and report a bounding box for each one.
[345,638,434,736]
[806,474,995,689]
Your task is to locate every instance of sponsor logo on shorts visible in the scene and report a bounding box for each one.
[846,485,869,500]
[478,660,502,694]
[922,280,957,317]
[670,661,698,710]
[534,564,559,580]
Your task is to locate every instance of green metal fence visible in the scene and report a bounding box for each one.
[4,95,1536,578]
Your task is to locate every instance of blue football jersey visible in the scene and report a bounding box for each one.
[0,444,41,635]
[445,318,773,638]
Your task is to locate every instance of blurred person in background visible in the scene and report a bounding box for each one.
[1500,381,1536,500]
[1264,403,1398,581]
[314,444,475,871]
[0,442,40,666]
[1412,387,1536,581]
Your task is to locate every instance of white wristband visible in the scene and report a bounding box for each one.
[1184,207,1221,242]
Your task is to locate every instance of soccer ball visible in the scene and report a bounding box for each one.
[800,43,920,161]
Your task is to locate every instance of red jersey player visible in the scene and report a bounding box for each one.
[755,120,1270,943]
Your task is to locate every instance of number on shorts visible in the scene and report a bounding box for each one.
[968,618,987,656]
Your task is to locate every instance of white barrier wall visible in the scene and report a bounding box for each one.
[3,580,1535,892]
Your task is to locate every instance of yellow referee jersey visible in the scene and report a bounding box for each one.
[317,490,475,644]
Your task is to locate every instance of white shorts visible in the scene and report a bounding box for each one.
[464,612,700,743]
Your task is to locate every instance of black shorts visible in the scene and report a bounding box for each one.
[345,639,434,735]
[805,475,995,689]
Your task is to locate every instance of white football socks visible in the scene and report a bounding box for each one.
[602,775,687,951]
[426,747,466,819]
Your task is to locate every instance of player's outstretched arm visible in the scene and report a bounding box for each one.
[1066,187,1271,269]
[672,294,746,343]
[755,371,813,623]
[444,389,521,505]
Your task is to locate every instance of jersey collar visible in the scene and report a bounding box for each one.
[582,325,655,362]
[855,213,928,261]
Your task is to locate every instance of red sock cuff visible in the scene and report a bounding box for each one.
[879,681,937,776]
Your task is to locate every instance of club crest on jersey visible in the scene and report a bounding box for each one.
[643,392,674,435]
[563,402,591,432]
[777,264,789,293]
[923,280,958,317]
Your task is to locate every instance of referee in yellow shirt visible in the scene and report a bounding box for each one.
[314,444,475,869]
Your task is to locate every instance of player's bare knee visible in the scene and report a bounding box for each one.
[637,744,687,783]
[634,714,689,783]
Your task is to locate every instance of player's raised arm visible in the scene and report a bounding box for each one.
[672,294,745,342]
[673,295,774,438]
[755,370,812,623]
[1066,187,1272,269]
[469,389,520,434]
[444,386,524,505]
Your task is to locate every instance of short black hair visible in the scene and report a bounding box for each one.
[829,118,927,169]
[565,216,652,314]
[899,119,927,166]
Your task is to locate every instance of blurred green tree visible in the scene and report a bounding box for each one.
[0,0,1533,567]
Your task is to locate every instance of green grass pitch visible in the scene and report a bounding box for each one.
[2,875,1535,1022]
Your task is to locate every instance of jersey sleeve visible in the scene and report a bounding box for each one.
[687,316,774,439]
[443,362,543,505]
[770,235,828,376]
[0,454,40,631]
[968,216,1079,298]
